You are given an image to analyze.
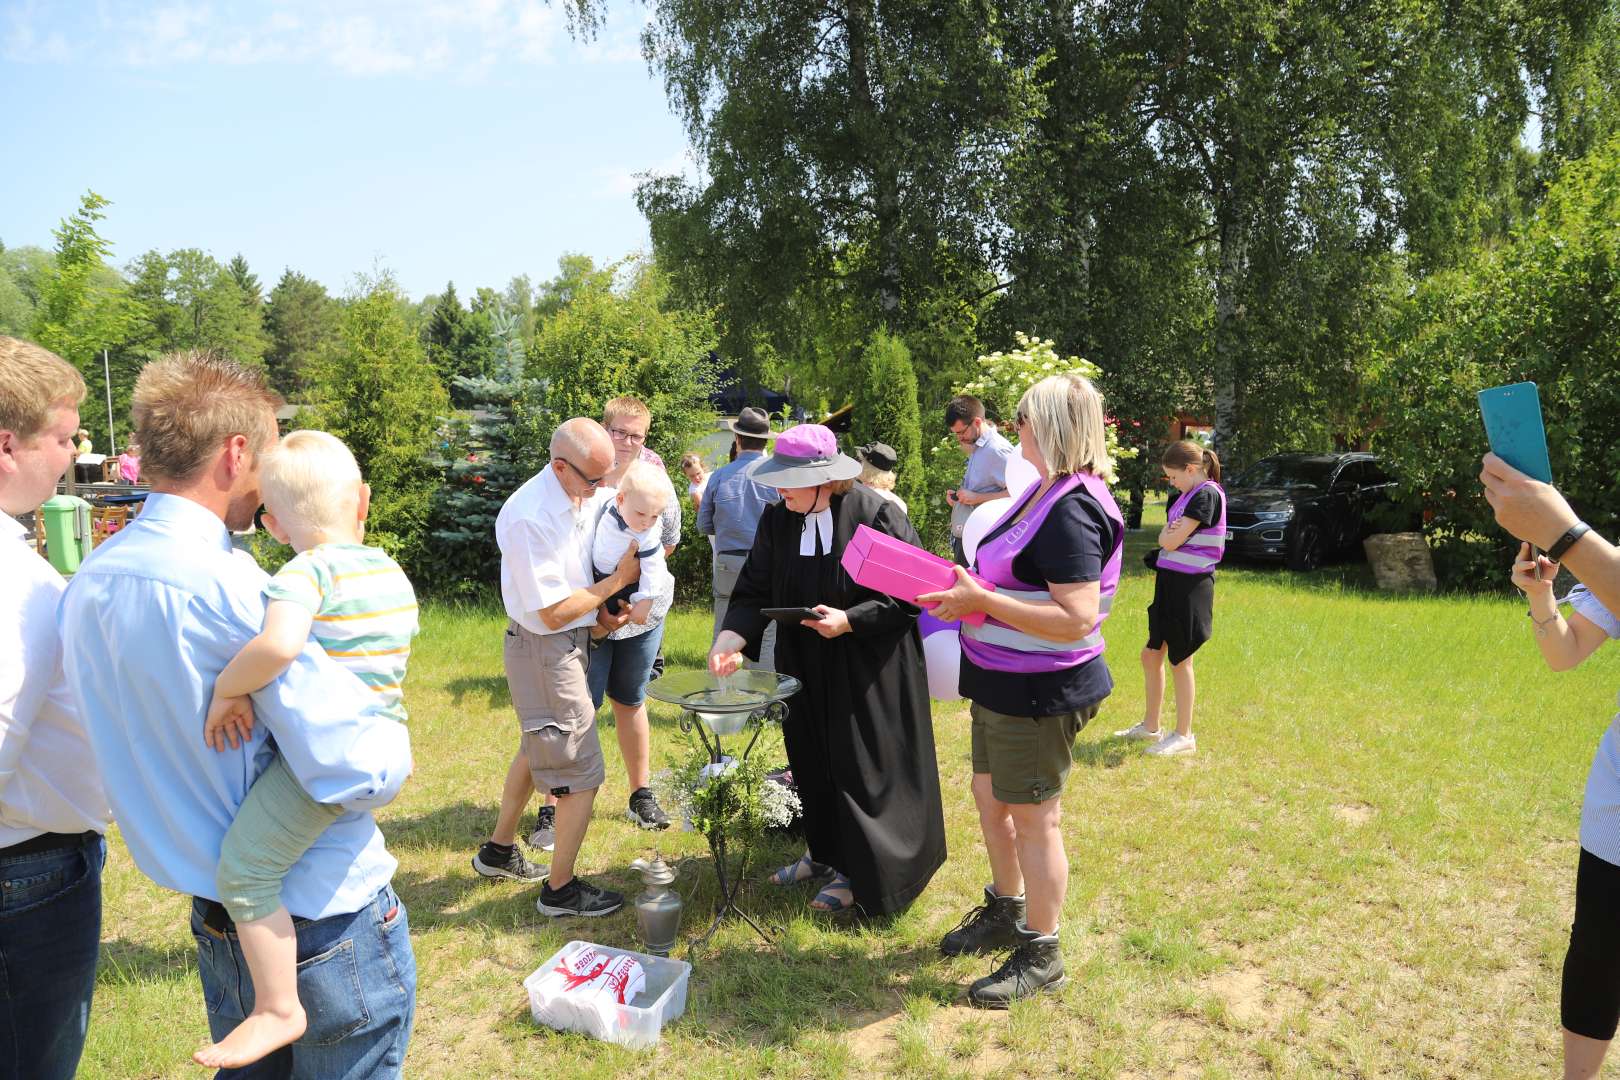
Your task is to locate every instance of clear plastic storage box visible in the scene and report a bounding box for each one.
[525,940,692,1050]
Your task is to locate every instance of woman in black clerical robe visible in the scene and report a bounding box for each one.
[708,424,946,915]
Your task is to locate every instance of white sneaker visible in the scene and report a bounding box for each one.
[1145,732,1196,756]
[1114,721,1164,742]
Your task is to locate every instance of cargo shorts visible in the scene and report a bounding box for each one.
[504,622,603,796]
[970,701,1101,805]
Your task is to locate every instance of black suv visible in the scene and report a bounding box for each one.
[1223,452,1401,571]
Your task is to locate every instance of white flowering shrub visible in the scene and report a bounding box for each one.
[919,332,1134,552]
[957,332,1105,423]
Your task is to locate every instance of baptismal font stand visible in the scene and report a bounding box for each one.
[645,670,800,953]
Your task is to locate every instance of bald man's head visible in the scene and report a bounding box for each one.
[549,417,615,496]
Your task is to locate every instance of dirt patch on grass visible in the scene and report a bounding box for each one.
[844,1008,902,1062]
[1207,967,1267,1023]
[1334,802,1374,826]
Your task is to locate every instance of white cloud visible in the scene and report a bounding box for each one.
[2,0,651,76]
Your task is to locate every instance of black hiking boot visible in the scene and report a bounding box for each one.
[967,928,1066,1009]
[939,886,1027,957]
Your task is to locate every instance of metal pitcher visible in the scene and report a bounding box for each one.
[628,854,682,957]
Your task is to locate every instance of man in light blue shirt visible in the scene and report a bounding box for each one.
[944,394,1015,565]
[698,407,777,667]
[59,352,415,1079]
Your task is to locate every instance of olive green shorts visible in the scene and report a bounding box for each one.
[970,701,1101,805]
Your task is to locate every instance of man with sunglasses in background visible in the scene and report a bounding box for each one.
[471,418,642,919]
[944,395,1015,566]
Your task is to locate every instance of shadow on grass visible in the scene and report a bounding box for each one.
[1074,735,1133,769]
[98,938,196,986]
[444,675,510,709]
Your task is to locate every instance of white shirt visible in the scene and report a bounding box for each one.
[592,504,674,604]
[0,512,110,845]
[1569,585,1620,865]
[497,467,612,635]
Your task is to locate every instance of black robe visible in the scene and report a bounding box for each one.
[723,484,947,915]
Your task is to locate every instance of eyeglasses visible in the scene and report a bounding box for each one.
[557,457,607,488]
[607,426,647,445]
[1014,410,1028,429]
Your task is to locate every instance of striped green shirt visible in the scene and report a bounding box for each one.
[264,543,418,725]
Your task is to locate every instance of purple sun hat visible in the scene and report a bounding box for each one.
[747,424,863,488]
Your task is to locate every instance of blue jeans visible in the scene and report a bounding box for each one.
[0,832,104,1080]
[588,622,665,709]
[190,884,416,1079]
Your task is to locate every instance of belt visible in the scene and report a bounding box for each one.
[0,830,100,858]
[196,888,400,936]
[197,897,235,935]
[720,548,751,556]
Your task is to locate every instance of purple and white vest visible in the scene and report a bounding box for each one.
[1157,480,1226,575]
[960,472,1124,675]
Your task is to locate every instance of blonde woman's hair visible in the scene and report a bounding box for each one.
[1016,373,1114,482]
[858,462,896,491]
[260,430,363,531]
[132,350,281,484]
[618,458,673,509]
[826,478,856,496]
[679,451,704,474]
[0,336,85,440]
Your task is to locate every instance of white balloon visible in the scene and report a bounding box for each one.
[961,497,1013,566]
[1004,452,1039,499]
[923,629,962,702]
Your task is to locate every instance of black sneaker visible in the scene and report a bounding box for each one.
[471,842,546,882]
[536,876,624,918]
[939,886,1027,957]
[626,787,671,830]
[967,929,1066,1008]
[528,805,556,852]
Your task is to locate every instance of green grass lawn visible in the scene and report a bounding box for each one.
[85,520,1620,1078]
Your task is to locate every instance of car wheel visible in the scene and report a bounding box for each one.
[1287,521,1324,572]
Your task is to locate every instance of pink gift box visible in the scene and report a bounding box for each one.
[841,524,992,627]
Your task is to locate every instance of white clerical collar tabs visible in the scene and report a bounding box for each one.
[800,507,833,556]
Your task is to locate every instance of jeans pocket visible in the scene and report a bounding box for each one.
[296,938,371,1046]
[0,846,89,916]
[191,932,231,1016]
[0,865,64,914]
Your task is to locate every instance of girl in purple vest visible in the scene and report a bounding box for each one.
[1117,440,1225,756]
[918,373,1125,1008]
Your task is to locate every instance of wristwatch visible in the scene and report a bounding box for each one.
[1545,521,1592,562]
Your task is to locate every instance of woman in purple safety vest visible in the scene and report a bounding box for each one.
[1116,440,1225,758]
[918,373,1125,1008]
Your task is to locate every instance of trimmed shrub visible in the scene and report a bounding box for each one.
[851,330,926,533]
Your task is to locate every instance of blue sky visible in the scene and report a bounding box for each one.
[0,0,695,300]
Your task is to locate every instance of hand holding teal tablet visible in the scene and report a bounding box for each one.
[1478,382,1553,484]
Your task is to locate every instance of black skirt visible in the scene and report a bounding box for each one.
[1145,568,1214,665]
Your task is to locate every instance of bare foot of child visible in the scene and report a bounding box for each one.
[192,1006,307,1070]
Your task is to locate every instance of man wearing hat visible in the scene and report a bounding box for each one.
[856,441,907,516]
[698,406,778,668]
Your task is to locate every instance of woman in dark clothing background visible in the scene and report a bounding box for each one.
[708,424,946,915]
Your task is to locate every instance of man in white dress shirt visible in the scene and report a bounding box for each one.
[0,336,111,1080]
[471,418,641,918]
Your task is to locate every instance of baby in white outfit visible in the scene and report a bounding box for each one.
[591,458,674,624]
